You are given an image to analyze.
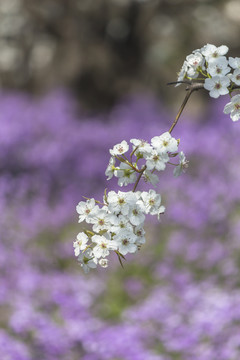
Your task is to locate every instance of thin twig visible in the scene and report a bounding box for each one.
[133,165,146,192]
[168,81,205,134]
[168,89,193,134]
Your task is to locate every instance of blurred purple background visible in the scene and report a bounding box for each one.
[1,1,240,359]
[1,91,240,359]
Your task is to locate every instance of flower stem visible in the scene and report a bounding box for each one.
[168,81,204,134]
[133,165,146,192]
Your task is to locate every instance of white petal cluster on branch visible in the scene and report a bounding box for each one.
[75,132,186,273]
[177,44,240,122]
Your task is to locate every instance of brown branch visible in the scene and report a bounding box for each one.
[132,165,146,192]
[168,81,205,134]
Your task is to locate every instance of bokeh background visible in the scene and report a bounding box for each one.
[1,0,240,359]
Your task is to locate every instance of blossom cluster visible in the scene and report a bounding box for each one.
[75,132,188,272]
[106,132,187,185]
[177,43,240,122]
[75,189,164,272]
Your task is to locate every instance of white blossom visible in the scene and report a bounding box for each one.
[99,258,109,268]
[109,140,129,156]
[229,57,240,69]
[78,249,97,274]
[146,150,168,171]
[116,162,137,187]
[92,234,117,258]
[223,94,240,122]
[142,169,159,186]
[130,138,153,158]
[114,230,138,255]
[134,226,146,245]
[186,52,205,78]
[129,204,145,226]
[76,199,99,223]
[151,132,178,153]
[105,157,118,180]
[207,57,230,77]
[107,190,138,215]
[173,151,189,177]
[229,69,240,86]
[73,232,89,256]
[110,214,133,233]
[90,209,113,232]
[156,205,165,220]
[201,44,228,63]
[141,189,162,215]
[204,75,230,98]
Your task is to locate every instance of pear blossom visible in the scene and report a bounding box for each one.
[110,214,133,233]
[134,225,146,245]
[186,52,205,78]
[173,151,189,177]
[78,249,97,274]
[76,198,99,223]
[229,57,240,69]
[105,157,118,180]
[116,162,137,187]
[204,76,230,98]
[201,44,229,63]
[129,204,145,226]
[107,190,138,215]
[141,189,162,215]
[130,138,153,158]
[223,95,240,122]
[90,209,112,232]
[73,232,89,256]
[156,204,166,220]
[92,234,117,258]
[99,258,109,268]
[207,58,230,77]
[142,169,159,186]
[114,230,138,255]
[109,140,129,156]
[151,132,178,153]
[229,69,240,86]
[145,150,168,171]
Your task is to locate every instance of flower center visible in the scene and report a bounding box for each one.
[124,169,132,178]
